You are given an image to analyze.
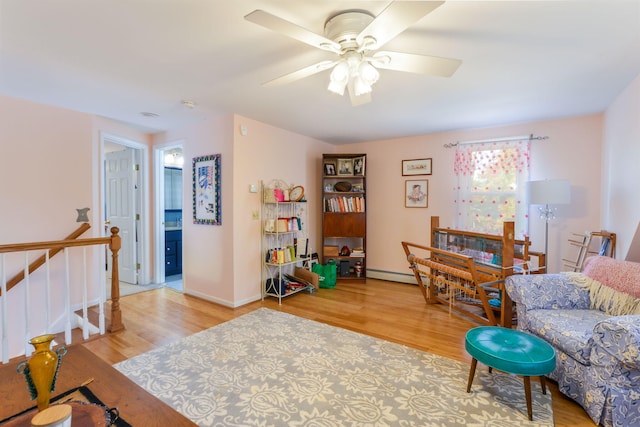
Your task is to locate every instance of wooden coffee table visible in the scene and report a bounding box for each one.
[0,345,196,426]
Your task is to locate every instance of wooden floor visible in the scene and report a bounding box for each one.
[83,278,595,426]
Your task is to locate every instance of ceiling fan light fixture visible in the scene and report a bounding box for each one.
[245,4,460,106]
[328,60,350,95]
[328,79,348,96]
[358,61,380,85]
[353,76,373,97]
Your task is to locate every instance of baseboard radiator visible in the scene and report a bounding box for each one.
[366,269,418,285]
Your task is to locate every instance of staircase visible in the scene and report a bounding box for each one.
[0,225,124,363]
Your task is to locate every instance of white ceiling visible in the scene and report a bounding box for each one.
[1,0,639,144]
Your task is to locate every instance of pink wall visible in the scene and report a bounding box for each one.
[338,114,604,277]
[603,73,640,258]
[4,70,639,313]
[0,96,95,357]
[231,115,333,304]
[0,96,93,242]
[155,114,332,306]
[155,115,236,304]
[0,95,151,357]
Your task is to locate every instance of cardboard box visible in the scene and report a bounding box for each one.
[324,245,339,256]
[294,267,320,289]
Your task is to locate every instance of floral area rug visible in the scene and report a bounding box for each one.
[114,308,553,426]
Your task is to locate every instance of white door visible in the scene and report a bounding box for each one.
[106,149,138,284]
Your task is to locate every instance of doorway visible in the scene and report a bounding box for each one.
[100,133,150,289]
[154,143,184,292]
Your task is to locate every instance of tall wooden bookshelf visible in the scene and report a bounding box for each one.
[321,154,366,282]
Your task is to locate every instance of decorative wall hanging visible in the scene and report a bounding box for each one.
[75,207,90,222]
[402,158,432,176]
[193,154,221,225]
[405,180,428,208]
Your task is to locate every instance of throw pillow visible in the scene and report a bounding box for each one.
[583,256,640,299]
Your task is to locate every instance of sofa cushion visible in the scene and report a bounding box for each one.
[526,309,611,365]
[593,315,640,369]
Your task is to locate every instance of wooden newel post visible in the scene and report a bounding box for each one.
[108,227,125,333]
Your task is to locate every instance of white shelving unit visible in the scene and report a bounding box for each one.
[261,180,312,304]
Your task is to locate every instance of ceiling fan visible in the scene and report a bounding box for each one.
[245,1,462,106]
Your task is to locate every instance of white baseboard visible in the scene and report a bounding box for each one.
[366,269,417,285]
[185,289,262,308]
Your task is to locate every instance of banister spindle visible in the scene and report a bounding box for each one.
[98,249,106,334]
[24,252,31,357]
[64,248,71,345]
[45,251,51,334]
[1,255,7,363]
[82,247,88,340]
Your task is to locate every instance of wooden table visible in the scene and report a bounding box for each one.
[0,345,196,426]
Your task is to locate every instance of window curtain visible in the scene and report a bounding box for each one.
[454,138,530,239]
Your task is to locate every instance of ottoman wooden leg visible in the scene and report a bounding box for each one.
[524,376,533,421]
[540,376,547,395]
[467,358,478,393]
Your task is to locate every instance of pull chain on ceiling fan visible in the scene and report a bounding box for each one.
[245,1,462,106]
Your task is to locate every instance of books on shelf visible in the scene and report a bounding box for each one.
[350,248,365,257]
[324,196,365,213]
[272,216,302,232]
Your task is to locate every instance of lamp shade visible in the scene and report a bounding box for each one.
[527,179,571,205]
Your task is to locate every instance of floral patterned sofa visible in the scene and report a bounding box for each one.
[505,256,640,427]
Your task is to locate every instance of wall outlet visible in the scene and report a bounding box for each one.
[252,210,259,220]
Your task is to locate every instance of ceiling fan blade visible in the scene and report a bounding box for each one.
[347,81,372,107]
[357,1,445,50]
[245,10,341,53]
[262,60,336,87]
[372,51,461,77]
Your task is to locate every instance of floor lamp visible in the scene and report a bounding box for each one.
[526,179,571,268]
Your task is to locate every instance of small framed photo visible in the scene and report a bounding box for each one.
[405,180,428,208]
[402,158,432,176]
[353,156,365,176]
[336,158,354,176]
[324,162,336,176]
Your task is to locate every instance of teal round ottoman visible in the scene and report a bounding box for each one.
[465,326,556,421]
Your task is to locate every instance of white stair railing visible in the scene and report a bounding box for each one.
[0,225,123,364]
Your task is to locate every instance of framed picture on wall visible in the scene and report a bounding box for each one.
[193,154,222,225]
[402,158,432,176]
[405,180,428,208]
